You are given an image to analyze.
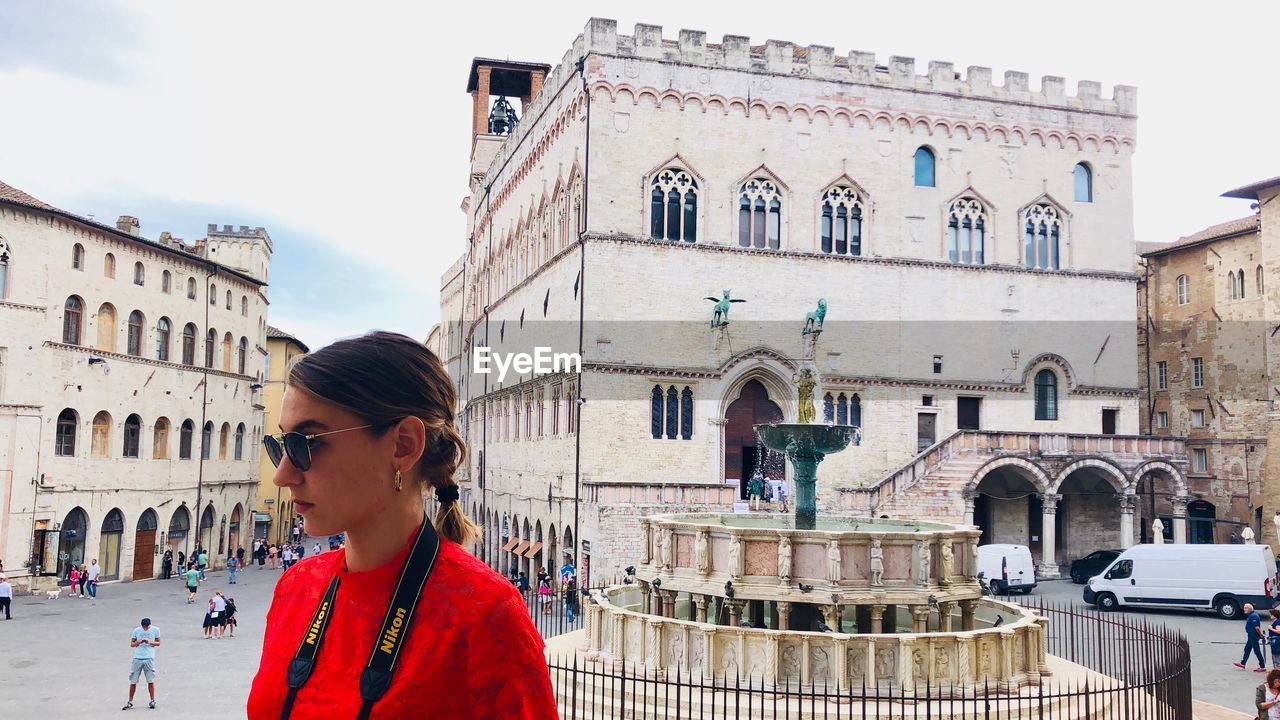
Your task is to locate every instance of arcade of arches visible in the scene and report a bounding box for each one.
[966,460,1192,576]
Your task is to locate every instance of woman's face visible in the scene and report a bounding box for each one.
[273,387,402,537]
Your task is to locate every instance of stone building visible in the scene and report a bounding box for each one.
[0,180,270,589]
[252,325,310,546]
[1137,176,1280,546]
[439,19,1186,584]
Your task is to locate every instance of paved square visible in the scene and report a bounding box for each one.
[2,564,279,718]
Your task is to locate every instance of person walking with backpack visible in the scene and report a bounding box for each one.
[1237,602,1269,672]
[563,576,578,624]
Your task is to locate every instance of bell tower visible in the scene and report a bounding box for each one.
[466,58,551,182]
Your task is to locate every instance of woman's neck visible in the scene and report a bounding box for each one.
[343,497,425,572]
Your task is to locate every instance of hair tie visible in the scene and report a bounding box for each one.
[435,485,460,505]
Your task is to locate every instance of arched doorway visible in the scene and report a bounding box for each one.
[100,508,125,580]
[1053,465,1124,567]
[971,463,1047,551]
[547,523,558,583]
[522,518,532,579]
[1188,499,1216,544]
[133,509,158,580]
[199,504,216,554]
[1133,465,1185,544]
[229,505,243,557]
[58,507,89,579]
[725,379,785,499]
[167,506,190,561]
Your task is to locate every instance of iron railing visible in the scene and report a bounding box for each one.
[544,599,1193,719]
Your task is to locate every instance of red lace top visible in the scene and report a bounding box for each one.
[247,526,557,719]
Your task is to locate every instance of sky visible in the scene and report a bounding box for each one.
[1,1,1276,349]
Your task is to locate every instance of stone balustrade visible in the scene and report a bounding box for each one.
[585,585,1049,691]
[637,514,982,606]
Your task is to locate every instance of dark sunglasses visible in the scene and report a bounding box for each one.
[262,425,371,471]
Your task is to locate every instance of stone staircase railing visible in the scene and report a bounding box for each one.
[837,431,1188,517]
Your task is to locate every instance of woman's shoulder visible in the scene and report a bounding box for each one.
[431,541,523,613]
[274,550,343,596]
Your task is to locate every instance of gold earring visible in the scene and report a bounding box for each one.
[394,470,403,492]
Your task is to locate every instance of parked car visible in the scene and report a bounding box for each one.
[976,544,1037,595]
[1083,543,1278,619]
[1069,549,1122,584]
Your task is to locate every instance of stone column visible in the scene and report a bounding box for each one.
[870,604,887,634]
[937,601,955,632]
[727,599,744,626]
[693,594,708,624]
[962,489,977,526]
[1118,494,1136,549]
[822,604,839,632]
[956,636,975,685]
[1038,493,1062,578]
[959,599,978,631]
[911,605,930,633]
[639,581,651,615]
[776,601,792,631]
[966,535,980,581]
[471,65,492,136]
[1172,495,1190,544]
[662,591,676,619]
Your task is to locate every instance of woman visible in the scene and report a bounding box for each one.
[68,565,81,598]
[225,597,238,637]
[1257,667,1280,719]
[203,597,216,638]
[247,332,556,719]
[77,563,89,598]
[1269,608,1280,670]
[162,550,173,580]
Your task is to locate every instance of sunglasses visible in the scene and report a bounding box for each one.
[262,425,371,471]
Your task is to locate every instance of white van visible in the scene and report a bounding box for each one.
[976,544,1037,595]
[1084,543,1278,619]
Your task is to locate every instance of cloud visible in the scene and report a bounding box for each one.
[0,1,144,83]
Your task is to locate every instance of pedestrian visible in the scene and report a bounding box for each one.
[225,596,238,637]
[296,542,306,560]
[777,481,789,513]
[236,545,246,568]
[245,331,555,717]
[1237,602,1269,672]
[69,564,82,598]
[1269,608,1280,670]
[124,617,160,710]
[1257,668,1280,719]
[176,551,186,574]
[77,563,89,597]
[517,571,529,595]
[212,591,228,638]
[313,541,322,556]
[203,597,216,639]
[538,576,552,615]
[184,565,199,604]
[280,544,292,570]
[161,550,173,580]
[256,541,266,567]
[268,543,278,569]
[563,575,577,623]
[197,549,209,580]
[0,574,12,620]
[227,554,239,584]
[87,558,101,598]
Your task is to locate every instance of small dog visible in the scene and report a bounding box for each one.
[45,588,62,600]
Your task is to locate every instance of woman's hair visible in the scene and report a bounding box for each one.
[1268,667,1280,688]
[1271,607,1280,619]
[287,330,479,546]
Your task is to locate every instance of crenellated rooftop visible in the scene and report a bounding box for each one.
[585,18,1136,116]
[479,17,1136,205]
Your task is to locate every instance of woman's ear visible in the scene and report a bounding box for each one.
[392,416,427,471]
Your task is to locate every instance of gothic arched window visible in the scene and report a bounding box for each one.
[63,296,84,345]
[650,168,698,243]
[72,243,85,270]
[1176,275,1190,305]
[836,393,848,425]
[820,185,864,256]
[823,393,834,423]
[914,147,936,187]
[92,411,112,458]
[1035,369,1058,421]
[738,177,782,250]
[56,408,78,456]
[179,419,194,459]
[650,386,663,439]
[947,197,987,265]
[205,329,216,368]
[127,310,144,356]
[850,394,862,427]
[665,386,678,439]
[1073,163,1093,202]
[156,318,171,361]
[96,303,117,352]
[153,418,170,459]
[238,337,248,375]
[182,324,197,365]
[680,387,693,440]
[1024,203,1063,270]
[123,414,142,458]
[162,270,172,293]
[187,277,196,300]
[133,262,145,286]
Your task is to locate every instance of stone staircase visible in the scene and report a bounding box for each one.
[834,430,1186,524]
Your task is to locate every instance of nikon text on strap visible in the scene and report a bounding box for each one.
[279,517,441,720]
